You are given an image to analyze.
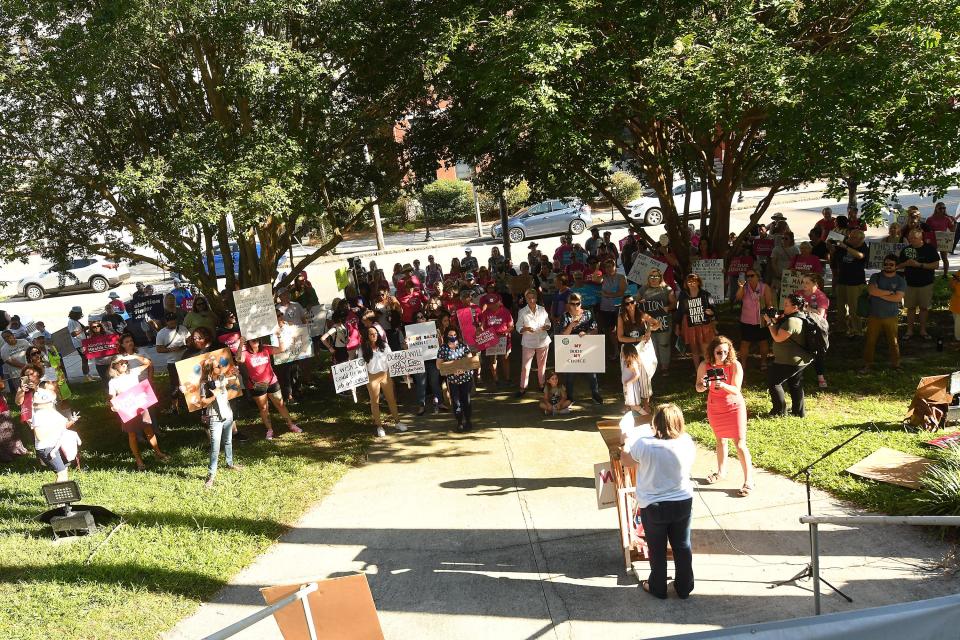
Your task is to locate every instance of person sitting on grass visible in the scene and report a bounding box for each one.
[539,370,571,415]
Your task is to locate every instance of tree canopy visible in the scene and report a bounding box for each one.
[0,0,418,304]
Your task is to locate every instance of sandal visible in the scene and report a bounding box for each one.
[705,472,723,485]
[738,483,754,497]
[135,462,147,472]
[640,580,666,599]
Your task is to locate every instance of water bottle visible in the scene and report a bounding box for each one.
[738,273,746,286]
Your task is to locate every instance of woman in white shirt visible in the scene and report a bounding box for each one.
[515,289,552,397]
[108,356,169,471]
[619,403,696,600]
[361,326,406,438]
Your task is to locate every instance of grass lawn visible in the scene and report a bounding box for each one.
[0,374,370,640]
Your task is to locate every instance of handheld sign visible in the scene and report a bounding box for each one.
[82,334,120,360]
[130,294,165,320]
[627,254,668,285]
[438,354,480,376]
[554,334,604,373]
[175,348,243,412]
[692,258,725,300]
[472,329,500,351]
[485,336,508,356]
[827,230,846,243]
[405,321,439,360]
[868,242,906,269]
[387,349,426,377]
[778,269,805,310]
[111,378,159,424]
[50,327,75,357]
[332,358,369,393]
[271,325,314,364]
[936,231,954,252]
[234,283,279,339]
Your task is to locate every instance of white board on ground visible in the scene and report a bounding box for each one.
[555,334,605,373]
[332,358,369,393]
[387,349,426,377]
[405,321,439,360]
[234,283,279,339]
[626,254,668,285]
[693,258,725,300]
[778,269,805,310]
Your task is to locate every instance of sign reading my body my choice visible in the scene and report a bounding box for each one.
[554,334,605,373]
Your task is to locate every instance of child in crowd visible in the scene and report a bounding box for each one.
[539,371,571,415]
[621,343,651,414]
[31,387,81,481]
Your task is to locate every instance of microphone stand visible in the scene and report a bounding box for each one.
[769,427,873,602]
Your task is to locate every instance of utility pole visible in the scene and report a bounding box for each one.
[499,193,511,262]
[363,144,385,250]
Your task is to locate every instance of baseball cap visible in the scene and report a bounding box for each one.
[464,248,472,253]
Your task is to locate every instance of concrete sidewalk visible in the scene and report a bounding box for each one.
[166,394,956,640]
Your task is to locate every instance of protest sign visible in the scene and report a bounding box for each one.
[110,378,159,423]
[50,327,75,356]
[175,348,243,412]
[485,336,508,356]
[936,231,955,252]
[272,325,314,364]
[826,230,846,243]
[868,241,906,269]
[332,358,369,393]
[753,237,775,259]
[234,283,279,339]
[387,349,426,377]
[405,321,439,360]
[594,462,617,510]
[778,269,805,310]
[82,334,119,360]
[555,334,604,373]
[437,353,480,376]
[472,329,500,351]
[693,259,725,300]
[335,267,351,291]
[626,254,668,285]
[130,294,164,320]
[457,308,494,350]
[308,304,328,337]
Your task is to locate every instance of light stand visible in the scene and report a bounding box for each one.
[769,429,869,602]
[37,481,118,540]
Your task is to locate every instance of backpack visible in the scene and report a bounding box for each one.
[798,312,830,358]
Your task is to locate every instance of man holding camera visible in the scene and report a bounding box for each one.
[830,229,869,338]
[765,294,813,418]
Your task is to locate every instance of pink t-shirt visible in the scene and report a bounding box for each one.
[790,254,824,274]
[479,293,501,308]
[797,289,830,314]
[925,214,954,232]
[480,306,513,336]
[243,346,278,387]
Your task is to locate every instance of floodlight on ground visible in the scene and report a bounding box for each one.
[40,480,97,540]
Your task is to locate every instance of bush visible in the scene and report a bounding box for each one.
[912,445,960,517]
[476,180,531,220]
[605,170,643,206]
[421,178,475,224]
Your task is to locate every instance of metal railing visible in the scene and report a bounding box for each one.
[201,582,319,640]
[800,515,960,615]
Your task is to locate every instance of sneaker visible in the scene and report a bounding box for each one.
[515,389,527,398]
[376,426,386,438]
[265,429,274,440]
[395,422,408,433]
[591,393,603,405]
[288,424,303,434]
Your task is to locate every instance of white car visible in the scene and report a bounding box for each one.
[628,180,712,226]
[17,257,131,300]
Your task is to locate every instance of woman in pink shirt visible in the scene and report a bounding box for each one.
[479,295,514,386]
[796,273,830,388]
[236,336,301,440]
[926,202,956,277]
[789,242,825,274]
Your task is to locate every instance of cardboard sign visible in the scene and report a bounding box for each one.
[826,230,846,243]
[130,294,165,320]
[778,269,805,310]
[595,461,617,510]
[260,573,384,640]
[437,353,480,376]
[868,241,906,269]
[626,254,668,285]
[50,327,75,356]
[175,348,243,412]
[692,258,725,300]
[554,334,604,373]
[387,348,426,377]
[332,358,369,393]
[272,325,314,365]
[110,378,159,423]
[936,231,955,252]
[234,283,279,339]
[82,334,119,360]
[486,336,508,356]
[405,321,439,361]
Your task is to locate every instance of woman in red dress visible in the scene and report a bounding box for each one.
[696,335,754,496]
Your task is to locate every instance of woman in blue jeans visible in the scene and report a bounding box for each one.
[198,358,242,488]
[403,311,443,415]
[619,403,696,599]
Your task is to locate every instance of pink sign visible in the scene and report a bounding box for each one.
[457,308,478,345]
[473,330,499,351]
[110,378,158,423]
[82,334,120,360]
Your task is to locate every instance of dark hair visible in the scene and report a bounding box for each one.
[25,347,42,362]
[883,253,899,265]
[360,328,387,362]
[191,326,214,344]
[20,363,43,378]
[785,293,807,311]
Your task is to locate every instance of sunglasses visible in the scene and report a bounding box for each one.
[623,299,636,305]
[648,274,662,279]
[746,273,758,278]
[714,349,728,355]
[567,301,581,306]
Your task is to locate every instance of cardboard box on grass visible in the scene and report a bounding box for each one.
[260,573,384,640]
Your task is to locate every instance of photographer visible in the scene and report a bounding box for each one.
[830,229,869,338]
[766,294,813,418]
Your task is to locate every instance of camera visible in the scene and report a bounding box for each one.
[762,307,778,320]
[704,368,725,382]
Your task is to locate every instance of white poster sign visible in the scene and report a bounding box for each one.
[308,304,329,337]
[827,230,846,243]
[332,358,369,393]
[405,321,439,361]
[627,254,668,285]
[778,269,805,310]
[693,258,725,300]
[868,241,906,269]
[387,349,426,377]
[554,334,605,373]
[936,231,955,252]
[234,283,279,339]
[272,325,314,364]
[485,336,508,356]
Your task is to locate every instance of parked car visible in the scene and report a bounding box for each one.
[490,198,592,243]
[17,257,130,301]
[628,181,712,226]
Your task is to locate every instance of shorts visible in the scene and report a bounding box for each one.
[739,322,768,344]
[250,382,281,398]
[904,284,933,309]
[36,446,68,472]
[597,309,618,331]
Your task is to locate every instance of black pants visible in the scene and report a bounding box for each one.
[767,361,808,417]
[275,362,300,402]
[76,347,90,376]
[563,372,599,401]
[639,498,694,599]
[449,381,472,428]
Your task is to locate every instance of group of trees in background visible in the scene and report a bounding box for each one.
[1,0,958,295]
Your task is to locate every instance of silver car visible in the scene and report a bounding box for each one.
[491,198,593,243]
[17,256,131,300]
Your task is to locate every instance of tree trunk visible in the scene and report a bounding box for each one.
[847,178,858,207]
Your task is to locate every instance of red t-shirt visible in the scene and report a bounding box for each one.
[398,291,426,324]
[243,346,278,387]
[790,254,824,274]
[479,293,501,308]
[480,306,513,335]
[814,218,836,233]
